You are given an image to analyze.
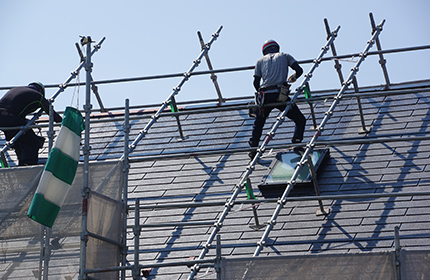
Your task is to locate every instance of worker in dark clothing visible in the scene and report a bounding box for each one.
[249,40,306,159]
[0,82,62,166]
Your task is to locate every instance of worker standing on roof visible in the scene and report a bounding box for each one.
[249,40,306,159]
[0,82,62,166]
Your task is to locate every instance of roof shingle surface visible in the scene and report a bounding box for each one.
[1,81,429,279]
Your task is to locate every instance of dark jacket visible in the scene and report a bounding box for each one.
[0,86,62,122]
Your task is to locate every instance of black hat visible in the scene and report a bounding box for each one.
[28,82,45,95]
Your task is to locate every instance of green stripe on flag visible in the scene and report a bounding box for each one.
[62,107,84,136]
[27,193,61,228]
[45,148,78,185]
[52,126,81,161]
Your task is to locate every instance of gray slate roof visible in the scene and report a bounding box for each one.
[110,80,430,278]
[1,80,430,279]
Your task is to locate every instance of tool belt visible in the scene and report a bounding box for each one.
[278,82,291,102]
[249,83,291,118]
[259,85,280,92]
[260,83,291,103]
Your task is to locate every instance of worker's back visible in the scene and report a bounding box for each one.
[0,86,47,118]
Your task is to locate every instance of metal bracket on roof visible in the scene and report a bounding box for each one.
[245,178,266,230]
[352,77,371,134]
[369,12,391,89]
[304,82,318,130]
[170,96,188,141]
[197,31,224,105]
[324,18,344,86]
[126,26,222,158]
[325,17,369,135]
[306,153,330,216]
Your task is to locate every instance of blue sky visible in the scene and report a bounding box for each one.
[1,0,429,112]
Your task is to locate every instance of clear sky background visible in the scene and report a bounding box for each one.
[1,0,429,112]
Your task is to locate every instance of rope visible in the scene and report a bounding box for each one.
[71,68,81,109]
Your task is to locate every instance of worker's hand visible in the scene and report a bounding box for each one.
[287,73,297,83]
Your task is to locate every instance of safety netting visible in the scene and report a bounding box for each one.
[87,190,124,280]
[0,160,124,280]
[221,250,430,280]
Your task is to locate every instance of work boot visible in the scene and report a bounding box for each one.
[293,146,305,155]
[248,139,258,160]
[248,150,257,160]
[292,138,304,155]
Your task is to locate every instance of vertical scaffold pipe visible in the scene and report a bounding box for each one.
[125,26,222,156]
[121,99,130,280]
[132,199,140,280]
[187,25,340,280]
[0,37,105,161]
[80,36,93,280]
[253,19,385,257]
[42,103,55,280]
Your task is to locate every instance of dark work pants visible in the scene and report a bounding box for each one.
[0,115,41,165]
[249,92,306,147]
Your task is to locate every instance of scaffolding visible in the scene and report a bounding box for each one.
[252,17,385,257]
[1,13,430,280]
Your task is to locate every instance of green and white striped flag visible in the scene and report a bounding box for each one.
[27,106,84,228]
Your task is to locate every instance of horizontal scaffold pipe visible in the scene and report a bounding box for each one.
[87,230,124,248]
[72,132,430,166]
[84,80,430,114]
[74,83,430,124]
[307,84,430,101]
[129,84,430,119]
[128,190,430,211]
[2,44,428,91]
[9,82,430,127]
[57,44,430,87]
[127,220,216,228]
[125,133,430,164]
[85,258,217,275]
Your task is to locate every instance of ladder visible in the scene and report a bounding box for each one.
[187,24,341,280]
[253,18,386,257]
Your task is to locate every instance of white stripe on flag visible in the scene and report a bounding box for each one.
[37,171,72,207]
[53,126,81,161]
